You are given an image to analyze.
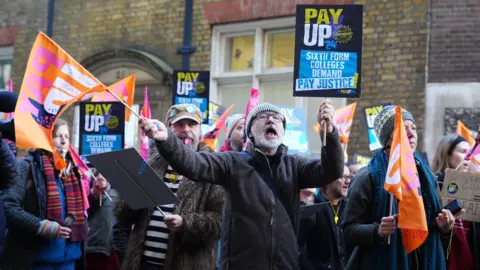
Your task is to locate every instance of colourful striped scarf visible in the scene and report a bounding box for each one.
[41,155,87,242]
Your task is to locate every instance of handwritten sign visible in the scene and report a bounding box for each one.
[441,169,480,222]
[293,5,363,98]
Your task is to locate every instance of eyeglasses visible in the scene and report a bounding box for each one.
[342,175,353,180]
[256,113,284,122]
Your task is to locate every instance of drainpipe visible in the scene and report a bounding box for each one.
[46,0,55,37]
[177,0,196,70]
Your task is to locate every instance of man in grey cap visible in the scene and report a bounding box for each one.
[139,100,344,270]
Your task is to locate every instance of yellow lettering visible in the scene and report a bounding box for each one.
[177,72,185,81]
[184,72,192,82]
[329,9,343,24]
[191,72,199,82]
[85,104,94,115]
[94,104,102,115]
[365,108,372,116]
[316,9,330,24]
[305,8,318,24]
[102,104,112,115]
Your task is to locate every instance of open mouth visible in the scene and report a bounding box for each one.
[265,127,278,139]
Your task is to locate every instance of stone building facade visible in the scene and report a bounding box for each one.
[0,0,477,159]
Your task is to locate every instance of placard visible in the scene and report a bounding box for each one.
[293,5,363,98]
[363,103,391,151]
[172,71,210,124]
[441,169,480,222]
[352,153,371,166]
[280,107,310,155]
[79,102,125,157]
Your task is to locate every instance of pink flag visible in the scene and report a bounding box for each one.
[140,87,151,161]
[68,145,91,214]
[243,88,259,148]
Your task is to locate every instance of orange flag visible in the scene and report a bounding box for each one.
[15,32,105,169]
[91,75,136,121]
[456,120,475,145]
[202,104,234,150]
[315,102,357,149]
[384,106,428,253]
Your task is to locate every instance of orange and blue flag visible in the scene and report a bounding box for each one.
[384,106,428,253]
[203,104,234,150]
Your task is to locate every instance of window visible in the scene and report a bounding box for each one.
[0,47,13,91]
[210,18,345,156]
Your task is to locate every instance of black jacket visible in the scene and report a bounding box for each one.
[0,138,15,254]
[298,194,347,270]
[155,128,344,270]
[1,152,86,270]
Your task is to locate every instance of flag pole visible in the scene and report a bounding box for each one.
[106,88,142,119]
[388,193,393,245]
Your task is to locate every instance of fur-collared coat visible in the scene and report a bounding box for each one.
[118,142,225,270]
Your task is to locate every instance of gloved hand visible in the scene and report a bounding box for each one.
[37,220,71,239]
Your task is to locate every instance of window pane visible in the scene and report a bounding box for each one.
[265,31,295,69]
[262,81,296,107]
[226,35,255,72]
[0,62,12,90]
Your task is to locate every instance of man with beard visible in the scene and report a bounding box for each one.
[298,165,351,270]
[139,101,344,270]
[118,104,225,270]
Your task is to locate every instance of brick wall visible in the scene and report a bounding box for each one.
[428,0,480,83]
[347,0,429,156]
[3,0,430,157]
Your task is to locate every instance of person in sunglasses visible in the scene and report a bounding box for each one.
[139,101,344,270]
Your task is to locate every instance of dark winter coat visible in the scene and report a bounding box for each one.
[0,138,16,254]
[119,142,225,270]
[298,194,347,270]
[154,128,344,270]
[0,151,86,270]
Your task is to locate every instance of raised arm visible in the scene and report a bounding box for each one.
[140,118,235,187]
[297,127,344,189]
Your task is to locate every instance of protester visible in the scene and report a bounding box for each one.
[343,105,458,269]
[2,119,89,269]
[0,136,16,255]
[298,165,351,270]
[119,104,225,270]
[85,170,121,270]
[347,161,363,179]
[219,113,245,152]
[139,100,344,269]
[432,135,476,270]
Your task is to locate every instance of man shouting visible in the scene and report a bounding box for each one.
[139,101,344,270]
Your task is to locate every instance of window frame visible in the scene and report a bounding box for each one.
[0,46,13,91]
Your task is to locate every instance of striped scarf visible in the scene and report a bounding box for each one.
[41,155,87,242]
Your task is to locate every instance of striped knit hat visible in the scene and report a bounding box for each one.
[374,105,415,147]
[245,103,286,140]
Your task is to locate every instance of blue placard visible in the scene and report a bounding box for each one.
[280,107,310,155]
[172,71,210,124]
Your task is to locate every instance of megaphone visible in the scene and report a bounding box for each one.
[0,91,18,113]
[0,119,15,142]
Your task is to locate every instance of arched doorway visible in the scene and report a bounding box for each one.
[71,48,174,150]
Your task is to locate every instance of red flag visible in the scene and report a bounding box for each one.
[140,87,151,160]
[384,106,428,253]
[203,104,234,149]
[243,88,259,148]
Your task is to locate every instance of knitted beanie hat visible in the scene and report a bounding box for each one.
[245,103,286,139]
[225,114,245,139]
[374,105,415,147]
